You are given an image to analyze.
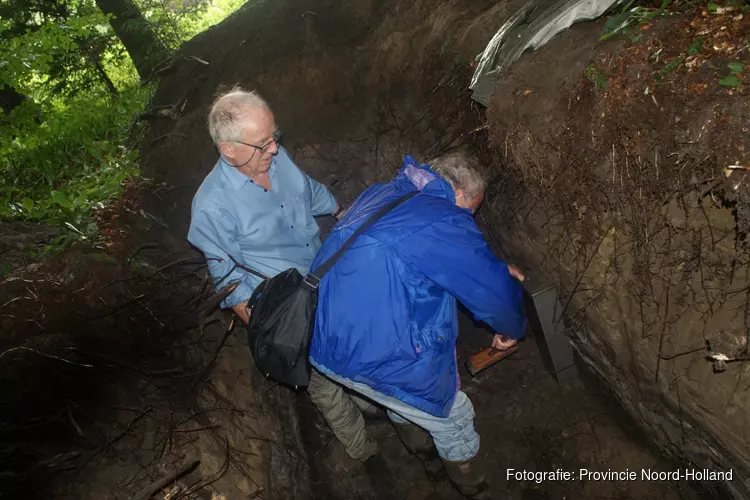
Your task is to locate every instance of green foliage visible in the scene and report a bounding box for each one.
[0,86,148,226]
[133,0,246,52]
[585,65,608,91]
[687,37,702,55]
[0,0,245,245]
[719,75,741,87]
[0,1,133,98]
[600,0,672,42]
[728,62,744,74]
[653,56,685,82]
[130,258,156,276]
[173,0,247,40]
[718,61,744,88]
[88,252,119,265]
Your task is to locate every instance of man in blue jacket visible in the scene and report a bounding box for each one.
[310,152,526,499]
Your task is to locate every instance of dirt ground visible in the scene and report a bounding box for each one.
[298,312,714,500]
[1,0,748,498]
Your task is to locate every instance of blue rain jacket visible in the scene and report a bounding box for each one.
[309,156,526,417]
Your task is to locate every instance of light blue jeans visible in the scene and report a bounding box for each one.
[315,365,480,462]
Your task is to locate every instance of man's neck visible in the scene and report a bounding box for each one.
[250,171,272,190]
[225,157,272,190]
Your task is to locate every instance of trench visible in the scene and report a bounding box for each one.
[1,0,748,499]
[295,309,716,500]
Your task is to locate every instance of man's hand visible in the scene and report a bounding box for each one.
[232,301,252,325]
[333,204,347,220]
[508,264,525,282]
[492,334,518,351]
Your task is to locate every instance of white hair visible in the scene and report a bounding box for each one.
[429,151,486,199]
[207,85,271,145]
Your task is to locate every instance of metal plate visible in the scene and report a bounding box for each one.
[523,282,578,383]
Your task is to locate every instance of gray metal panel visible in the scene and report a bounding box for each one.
[523,282,578,383]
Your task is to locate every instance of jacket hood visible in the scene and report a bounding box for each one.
[394,155,456,204]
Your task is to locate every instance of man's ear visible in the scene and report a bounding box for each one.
[217,141,234,161]
[454,189,466,208]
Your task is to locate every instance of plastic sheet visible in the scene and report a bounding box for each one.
[470,0,627,106]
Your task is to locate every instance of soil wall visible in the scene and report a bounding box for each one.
[141,0,750,498]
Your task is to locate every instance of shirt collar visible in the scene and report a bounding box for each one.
[218,155,278,190]
[397,155,456,203]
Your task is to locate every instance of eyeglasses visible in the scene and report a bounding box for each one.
[234,130,282,154]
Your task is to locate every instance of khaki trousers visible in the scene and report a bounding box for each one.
[308,368,375,460]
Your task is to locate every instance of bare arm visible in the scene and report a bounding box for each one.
[232,301,252,325]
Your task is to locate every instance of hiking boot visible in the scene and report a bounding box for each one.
[392,422,445,480]
[350,438,380,462]
[442,455,490,499]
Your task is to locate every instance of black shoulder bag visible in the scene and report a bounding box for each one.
[238,191,417,389]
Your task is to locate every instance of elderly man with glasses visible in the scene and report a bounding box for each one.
[188,86,380,462]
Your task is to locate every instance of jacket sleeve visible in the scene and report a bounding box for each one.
[187,207,261,308]
[394,211,526,339]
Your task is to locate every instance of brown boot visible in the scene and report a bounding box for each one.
[392,422,445,480]
[442,455,490,499]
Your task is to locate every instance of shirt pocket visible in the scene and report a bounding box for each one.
[292,193,318,231]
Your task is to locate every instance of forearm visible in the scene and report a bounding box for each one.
[332,204,346,219]
[306,175,338,216]
[232,301,252,325]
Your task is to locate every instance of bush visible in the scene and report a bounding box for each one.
[0,86,149,230]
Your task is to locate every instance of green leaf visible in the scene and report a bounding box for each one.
[719,75,741,88]
[51,190,74,209]
[21,197,33,212]
[687,38,702,55]
[707,2,720,13]
[603,11,631,35]
[662,57,684,74]
[130,259,156,276]
[728,62,744,74]
[88,252,118,265]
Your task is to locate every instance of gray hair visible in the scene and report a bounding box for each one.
[207,85,271,145]
[429,152,486,199]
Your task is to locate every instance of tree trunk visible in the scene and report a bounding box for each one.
[0,85,28,115]
[82,41,120,94]
[95,0,170,81]
[96,60,119,95]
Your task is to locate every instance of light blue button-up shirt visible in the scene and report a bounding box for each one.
[188,146,337,307]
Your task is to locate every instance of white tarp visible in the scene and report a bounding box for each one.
[470,0,627,106]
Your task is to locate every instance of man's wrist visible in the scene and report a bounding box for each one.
[333,205,345,218]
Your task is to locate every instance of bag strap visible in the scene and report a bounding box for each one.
[226,254,270,281]
[310,191,418,280]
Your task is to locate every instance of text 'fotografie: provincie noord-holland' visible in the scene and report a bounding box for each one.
[507,469,733,483]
